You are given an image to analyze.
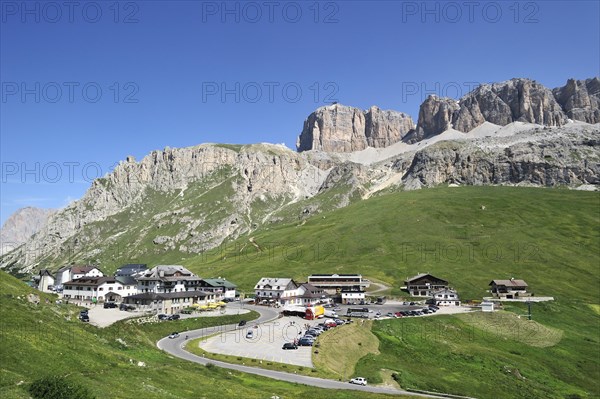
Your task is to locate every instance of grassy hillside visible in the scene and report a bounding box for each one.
[185,186,599,300]
[181,186,598,399]
[0,272,399,399]
[3,186,599,398]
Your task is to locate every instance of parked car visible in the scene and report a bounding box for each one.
[334,319,345,325]
[324,319,337,327]
[394,312,403,318]
[119,303,134,311]
[349,377,367,386]
[333,307,341,311]
[386,312,395,317]
[168,332,180,339]
[298,338,314,346]
[79,314,89,322]
[158,314,169,320]
[79,309,88,316]
[168,314,180,321]
[246,330,254,339]
[103,302,118,309]
[282,342,298,350]
[238,320,247,327]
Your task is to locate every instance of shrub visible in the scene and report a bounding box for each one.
[29,375,95,399]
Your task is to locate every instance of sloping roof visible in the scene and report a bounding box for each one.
[115,264,148,276]
[297,283,324,298]
[405,273,448,284]
[201,278,237,289]
[137,265,200,281]
[115,275,137,286]
[71,266,100,275]
[64,277,117,287]
[124,290,210,300]
[254,278,296,290]
[39,269,54,278]
[489,279,528,287]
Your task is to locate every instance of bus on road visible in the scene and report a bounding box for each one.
[346,307,369,318]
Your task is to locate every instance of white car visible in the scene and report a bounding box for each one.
[246,330,254,339]
[349,377,367,386]
[168,332,180,339]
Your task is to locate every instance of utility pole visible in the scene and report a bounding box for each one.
[527,300,532,320]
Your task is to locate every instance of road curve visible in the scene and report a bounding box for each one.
[157,303,445,398]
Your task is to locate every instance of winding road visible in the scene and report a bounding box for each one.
[157,303,453,398]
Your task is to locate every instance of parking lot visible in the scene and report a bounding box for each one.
[196,302,475,367]
[198,316,323,367]
[86,306,145,328]
[333,301,474,319]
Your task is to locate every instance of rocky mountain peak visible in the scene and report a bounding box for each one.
[0,207,54,254]
[296,103,414,152]
[552,77,600,124]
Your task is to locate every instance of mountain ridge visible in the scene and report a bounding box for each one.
[1,77,599,275]
[298,77,600,150]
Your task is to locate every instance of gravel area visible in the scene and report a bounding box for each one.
[198,315,323,367]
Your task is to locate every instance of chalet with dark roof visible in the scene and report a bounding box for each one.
[489,279,530,299]
[404,273,449,297]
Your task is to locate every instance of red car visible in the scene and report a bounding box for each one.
[394,312,403,318]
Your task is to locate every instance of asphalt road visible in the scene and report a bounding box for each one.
[157,302,452,398]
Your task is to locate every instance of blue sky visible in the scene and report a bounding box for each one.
[1,0,599,225]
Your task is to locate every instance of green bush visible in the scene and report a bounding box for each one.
[29,375,95,399]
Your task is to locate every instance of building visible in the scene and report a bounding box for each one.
[294,283,328,306]
[54,265,73,288]
[431,288,461,306]
[481,301,495,312]
[341,291,365,305]
[489,279,530,299]
[122,290,215,314]
[71,266,104,280]
[254,278,299,306]
[136,265,202,294]
[115,264,148,278]
[37,269,55,293]
[62,276,137,302]
[54,265,103,289]
[199,278,237,299]
[404,273,449,297]
[307,274,370,295]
